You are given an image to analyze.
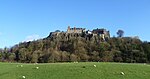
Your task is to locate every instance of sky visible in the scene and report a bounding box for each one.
[0,0,150,48]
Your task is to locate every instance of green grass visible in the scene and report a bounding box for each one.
[0,62,150,79]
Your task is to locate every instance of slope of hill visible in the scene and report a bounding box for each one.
[0,31,150,63]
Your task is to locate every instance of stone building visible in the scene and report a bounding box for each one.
[67,26,85,33]
[92,28,110,40]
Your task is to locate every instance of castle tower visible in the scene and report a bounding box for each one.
[67,26,70,33]
[74,27,76,33]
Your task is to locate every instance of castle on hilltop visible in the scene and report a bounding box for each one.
[66,26,110,41]
[67,26,86,33]
[92,28,110,40]
[49,26,110,41]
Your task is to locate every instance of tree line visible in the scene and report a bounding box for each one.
[0,30,150,63]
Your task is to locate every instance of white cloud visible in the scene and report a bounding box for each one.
[23,34,40,42]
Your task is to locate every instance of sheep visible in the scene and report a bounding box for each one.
[36,67,39,69]
[34,63,38,65]
[94,65,96,67]
[21,65,23,67]
[120,72,125,75]
[22,76,25,79]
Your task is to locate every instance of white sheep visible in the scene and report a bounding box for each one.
[94,65,96,67]
[36,67,39,69]
[34,63,38,65]
[22,76,25,78]
[120,72,125,75]
[21,65,23,67]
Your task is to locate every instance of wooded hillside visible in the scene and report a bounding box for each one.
[0,32,150,63]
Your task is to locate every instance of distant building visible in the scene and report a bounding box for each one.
[92,28,110,40]
[48,26,111,41]
[92,28,107,34]
[67,26,86,33]
[86,30,92,34]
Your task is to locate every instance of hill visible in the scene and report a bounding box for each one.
[0,62,150,79]
[0,27,150,63]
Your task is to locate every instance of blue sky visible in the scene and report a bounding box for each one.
[0,0,150,48]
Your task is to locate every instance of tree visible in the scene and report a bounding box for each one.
[60,51,70,62]
[142,42,150,62]
[55,30,61,32]
[31,50,41,63]
[8,53,15,62]
[89,51,100,61]
[0,52,3,61]
[19,48,28,62]
[112,50,123,62]
[70,54,78,62]
[48,50,61,63]
[117,29,124,37]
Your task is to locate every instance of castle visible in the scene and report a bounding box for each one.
[67,26,86,33]
[49,26,110,41]
[66,26,110,41]
[92,28,110,40]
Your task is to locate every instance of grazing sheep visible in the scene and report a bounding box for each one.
[21,65,23,67]
[36,67,39,69]
[22,76,25,78]
[94,65,96,67]
[120,72,125,75]
[34,63,38,65]
[73,62,78,63]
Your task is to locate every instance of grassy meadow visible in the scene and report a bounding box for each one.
[0,62,150,79]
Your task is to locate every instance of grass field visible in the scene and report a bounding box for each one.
[0,62,150,79]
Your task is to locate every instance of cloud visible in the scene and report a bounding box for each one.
[23,34,40,42]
